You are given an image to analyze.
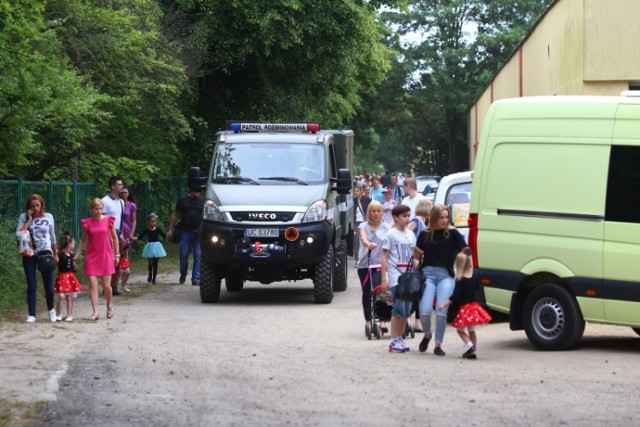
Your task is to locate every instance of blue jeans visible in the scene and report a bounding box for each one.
[180,230,201,283]
[390,286,413,318]
[22,256,55,316]
[418,266,455,345]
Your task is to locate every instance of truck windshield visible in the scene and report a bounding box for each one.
[212,143,325,184]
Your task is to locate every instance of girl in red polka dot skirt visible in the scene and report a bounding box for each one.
[54,232,83,321]
[440,247,492,359]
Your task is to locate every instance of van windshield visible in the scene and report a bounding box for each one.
[212,143,325,184]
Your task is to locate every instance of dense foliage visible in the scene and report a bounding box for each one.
[1,0,552,180]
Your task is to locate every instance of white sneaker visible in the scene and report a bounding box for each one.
[123,286,131,292]
[65,316,74,322]
[56,315,62,321]
[49,309,57,322]
[26,316,36,323]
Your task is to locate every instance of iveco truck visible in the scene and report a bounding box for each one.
[193,122,354,304]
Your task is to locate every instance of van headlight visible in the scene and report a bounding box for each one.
[203,200,225,222]
[302,200,327,223]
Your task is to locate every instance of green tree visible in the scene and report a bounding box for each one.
[373,0,552,174]
[162,0,397,130]
[0,0,106,179]
[45,0,194,182]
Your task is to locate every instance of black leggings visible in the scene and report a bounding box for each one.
[358,267,382,321]
[147,258,159,281]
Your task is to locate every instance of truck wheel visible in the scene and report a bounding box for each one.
[226,278,244,292]
[200,261,221,303]
[334,238,348,292]
[313,245,334,304]
[522,284,585,350]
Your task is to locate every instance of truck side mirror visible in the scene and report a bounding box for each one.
[333,168,352,195]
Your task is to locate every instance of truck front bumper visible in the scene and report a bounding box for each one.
[199,221,332,266]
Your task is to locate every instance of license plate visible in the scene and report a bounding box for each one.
[244,228,279,238]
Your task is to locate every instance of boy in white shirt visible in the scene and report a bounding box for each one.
[381,204,419,353]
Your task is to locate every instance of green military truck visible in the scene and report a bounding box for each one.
[191,122,354,303]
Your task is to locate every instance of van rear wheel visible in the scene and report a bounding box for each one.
[523,284,585,350]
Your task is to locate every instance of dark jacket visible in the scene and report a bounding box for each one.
[354,196,372,223]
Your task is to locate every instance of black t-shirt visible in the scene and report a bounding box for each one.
[175,195,204,230]
[450,276,481,305]
[415,228,466,277]
[57,252,75,273]
[138,227,166,242]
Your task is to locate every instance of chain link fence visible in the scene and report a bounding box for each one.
[1,177,189,238]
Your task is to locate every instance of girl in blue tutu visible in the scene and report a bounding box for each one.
[135,213,167,284]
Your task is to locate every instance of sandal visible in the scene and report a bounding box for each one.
[107,306,114,319]
[89,313,99,321]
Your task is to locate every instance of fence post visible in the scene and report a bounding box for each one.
[17,178,23,212]
[72,181,79,239]
[47,180,54,212]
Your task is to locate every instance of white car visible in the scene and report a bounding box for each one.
[433,171,472,242]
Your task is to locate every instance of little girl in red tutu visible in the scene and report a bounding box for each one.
[440,247,492,359]
[54,232,83,321]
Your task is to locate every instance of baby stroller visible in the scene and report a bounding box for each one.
[369,285,393,340]
[363,262,393,340]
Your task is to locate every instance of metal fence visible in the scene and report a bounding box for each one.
[2,177,189,238]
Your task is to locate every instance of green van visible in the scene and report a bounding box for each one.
[469,94,640,350]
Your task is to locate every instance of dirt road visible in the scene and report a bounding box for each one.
[1,261,640,426]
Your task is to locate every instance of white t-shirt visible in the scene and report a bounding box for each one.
[357,222,387,269]
[101,194,123,230]
[383,227,416,287]
[401,193,426,217]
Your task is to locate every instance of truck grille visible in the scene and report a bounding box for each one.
[230,212,296,222]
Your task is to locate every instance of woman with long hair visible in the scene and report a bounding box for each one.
[413,203,467,356]
[16,194,58,323]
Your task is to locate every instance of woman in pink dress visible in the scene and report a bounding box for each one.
[75,198,119,320]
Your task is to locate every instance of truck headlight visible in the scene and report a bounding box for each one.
[203,200,225,222]
[302,200,327,223]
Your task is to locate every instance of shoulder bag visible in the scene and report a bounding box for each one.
[395,257,424,302]
[36,249,55,272]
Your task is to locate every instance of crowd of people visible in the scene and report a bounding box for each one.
[15,176,203,323]
[15,171,490,357]
[354,171,491,359]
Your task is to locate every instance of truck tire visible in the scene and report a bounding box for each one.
[334,238,348,292]
[226,278,244,292]
[313,245,334,304]
[200,261,221,303]
[522,284,585,350]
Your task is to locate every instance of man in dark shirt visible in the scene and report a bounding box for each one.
[168,187,204,285]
